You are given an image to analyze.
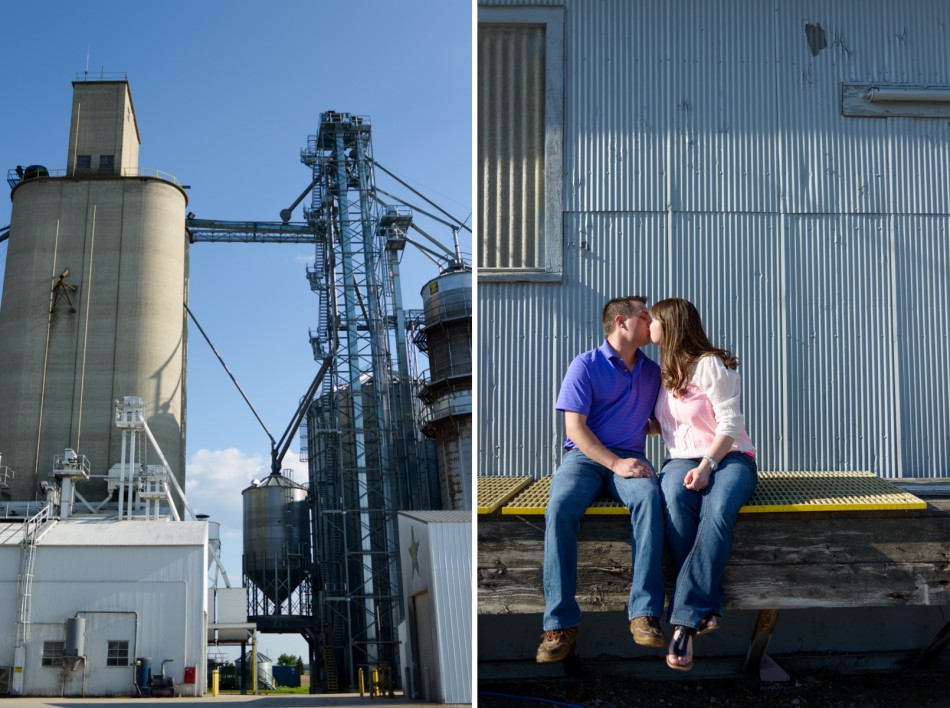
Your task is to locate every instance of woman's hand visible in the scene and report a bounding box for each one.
[683,465,712,491]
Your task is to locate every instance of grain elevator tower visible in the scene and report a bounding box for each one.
[0,79,188,502]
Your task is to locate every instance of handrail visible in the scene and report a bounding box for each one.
[74,72,129,82]
[7,167,181,188]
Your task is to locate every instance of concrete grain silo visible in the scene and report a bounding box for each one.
[0,79,188,502]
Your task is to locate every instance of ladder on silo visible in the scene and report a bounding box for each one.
[0,457,13,499]
[14,504,52,652]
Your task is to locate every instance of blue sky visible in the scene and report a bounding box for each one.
[0,0,472,663]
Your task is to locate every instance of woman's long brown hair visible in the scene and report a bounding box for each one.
[650,298,738,394]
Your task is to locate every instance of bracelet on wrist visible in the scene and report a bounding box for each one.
[702,454,718,471]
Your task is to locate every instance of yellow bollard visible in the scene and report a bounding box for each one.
[211,668,219,697]
[372,666,380,697]
[358,667,366,696]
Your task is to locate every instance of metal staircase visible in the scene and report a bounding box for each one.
[13,503,53,691]
[323,647,339,692]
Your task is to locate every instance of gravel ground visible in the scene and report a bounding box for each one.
[478,669,950,707]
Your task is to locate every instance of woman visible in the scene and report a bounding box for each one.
[648,298,757,672]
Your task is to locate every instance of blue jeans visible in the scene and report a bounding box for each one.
[660,452,758,629]
[543,448,666,630]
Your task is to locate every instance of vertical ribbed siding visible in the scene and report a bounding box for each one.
[478,25,545,268]
[478,280,566,474]
[889,122,950,214]
[776,0,950,215]
[430,521,472,704]
[893,216,950,475]
[667,213,786,471]
[478,0,950,480]
[784,215,898,476]
[787,215,897,477]
[668,0,781,214]
[564,0,671,212]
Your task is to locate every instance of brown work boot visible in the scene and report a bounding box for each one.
[535,627,579,663]
[630,616,664,647]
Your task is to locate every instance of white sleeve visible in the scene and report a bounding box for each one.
[694,355,744,440]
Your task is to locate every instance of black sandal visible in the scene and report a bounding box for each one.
[696,614,719,637]
[666,625,694,672]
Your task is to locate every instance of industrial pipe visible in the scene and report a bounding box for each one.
[869,87,950,102]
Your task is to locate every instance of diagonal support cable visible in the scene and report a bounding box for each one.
[185,304,275,447]
[372,161,471,233]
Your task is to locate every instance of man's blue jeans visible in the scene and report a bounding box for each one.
[543,448,666,631]
[660,452,758,629]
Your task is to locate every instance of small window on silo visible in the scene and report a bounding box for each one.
[42,641,65,667]
[99,155,115,174]
[76,155,92,171]
[106,640,129,666]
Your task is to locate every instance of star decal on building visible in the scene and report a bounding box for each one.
[408,527,421,579]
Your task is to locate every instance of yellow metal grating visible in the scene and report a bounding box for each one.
[501,477,552,515]
[497,471,926,515]
[477,476,533,514]
[742,471,927,512]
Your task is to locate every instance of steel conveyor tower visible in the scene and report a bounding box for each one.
[187,110,447,693]
[302,112,414,690]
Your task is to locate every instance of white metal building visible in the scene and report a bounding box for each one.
[477,0,950,479]
[0,518,208,697]
[397,511,471,704]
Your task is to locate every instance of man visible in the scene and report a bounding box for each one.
[537,295,665,662]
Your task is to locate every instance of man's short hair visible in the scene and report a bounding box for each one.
[602,295,648,336]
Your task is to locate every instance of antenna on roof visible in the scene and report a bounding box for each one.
[84,49,89,80]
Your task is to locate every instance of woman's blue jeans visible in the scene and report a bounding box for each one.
[543,448,666,631]
[660,452,758,629]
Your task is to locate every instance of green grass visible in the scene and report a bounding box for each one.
[218,686,312,695]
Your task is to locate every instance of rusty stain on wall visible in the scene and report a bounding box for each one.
[805,22,828,56]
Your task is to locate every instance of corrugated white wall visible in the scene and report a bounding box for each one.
[428,521,471,704]
[478,0,950,478]
[398,512,471,704]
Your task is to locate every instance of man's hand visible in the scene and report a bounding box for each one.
[610,457,654,478]
[564,411,654,478]
[683,466,711,491]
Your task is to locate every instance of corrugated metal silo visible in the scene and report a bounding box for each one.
[242,473,311,605]
[418,265,472,510]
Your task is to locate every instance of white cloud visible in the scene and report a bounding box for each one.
[185,447,267,528]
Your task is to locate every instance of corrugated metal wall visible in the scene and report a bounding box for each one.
[477,0,950,478]
[397,512,471,703]
[429,520,472,704]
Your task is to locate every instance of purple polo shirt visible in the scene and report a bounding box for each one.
[556,340,661,453]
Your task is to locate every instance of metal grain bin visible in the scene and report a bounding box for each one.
[242,473,311,605]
